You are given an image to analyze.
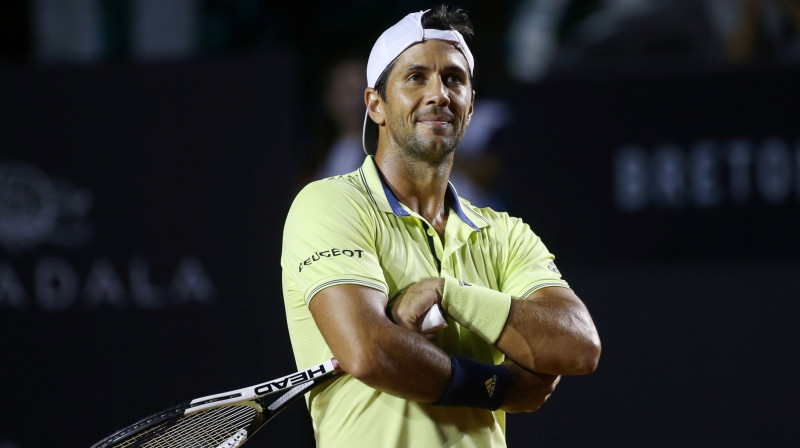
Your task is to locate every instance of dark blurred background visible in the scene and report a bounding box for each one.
[1,1,799,447]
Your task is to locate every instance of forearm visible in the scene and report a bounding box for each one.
[440,277,600,375]
[310,284,450,403]
[496,293,601,375]
[345,322,452,402]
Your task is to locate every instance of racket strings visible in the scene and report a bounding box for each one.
[147,405,257,448]
[111,405,259,447]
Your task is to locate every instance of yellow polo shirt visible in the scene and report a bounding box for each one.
[281,156,568,448]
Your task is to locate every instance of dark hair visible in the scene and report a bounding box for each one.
[374,5,475,101]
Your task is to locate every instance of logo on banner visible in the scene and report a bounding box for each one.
[0,161,92,253]
[0,161,217,311]
[614,136,800,211]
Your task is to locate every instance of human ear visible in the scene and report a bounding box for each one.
[464,90,475,127]
[365,88,386,126]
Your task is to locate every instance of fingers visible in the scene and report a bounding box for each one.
[389,299,429,330]
[389,279,445,333]
[422,320,448,334]
[501,363,561,413]
[392,302,448,334]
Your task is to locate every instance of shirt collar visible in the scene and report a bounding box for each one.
[358,156,488,232]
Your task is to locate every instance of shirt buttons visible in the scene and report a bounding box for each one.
[426,228,436,236]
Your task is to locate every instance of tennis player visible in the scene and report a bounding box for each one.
[281,5,601,447]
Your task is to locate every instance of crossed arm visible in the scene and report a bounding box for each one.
[309,280,601,412]
[389,278,601,376]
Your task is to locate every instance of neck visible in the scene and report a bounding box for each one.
[374,149,453,224]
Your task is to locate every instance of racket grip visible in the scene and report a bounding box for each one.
[421,303,447,332]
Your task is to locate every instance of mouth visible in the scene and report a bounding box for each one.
[416,115,453,128]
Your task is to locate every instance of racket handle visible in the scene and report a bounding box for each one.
[421,303,447,332]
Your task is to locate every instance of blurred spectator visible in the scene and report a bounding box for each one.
[709,0,800,63]
[507,0,715,80]
[506,0,571,83]
[506,0,800,82]
[33,0,103,63]
[301,57,367,182]
[131,0,197,61]
[450,98,510,210]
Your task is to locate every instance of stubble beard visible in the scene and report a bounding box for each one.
[389,120,466,166]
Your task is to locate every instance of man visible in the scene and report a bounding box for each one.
[281,5,601,447]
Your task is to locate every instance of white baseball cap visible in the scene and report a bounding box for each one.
[362,9,475,155]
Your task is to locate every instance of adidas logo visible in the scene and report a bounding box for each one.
[485,375,497,398]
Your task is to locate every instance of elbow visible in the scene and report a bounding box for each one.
[543,333,601,376]
[337,347,386,384]
[574,336,602,374]
[567,312,602,374]
[344,358,380,383]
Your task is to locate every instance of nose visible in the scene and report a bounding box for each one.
[425,76,450,107]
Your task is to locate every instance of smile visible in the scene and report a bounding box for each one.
[417,116,452,128]
[419,120,450,126]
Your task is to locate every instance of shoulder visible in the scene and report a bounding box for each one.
[459,198,543,245]
[291,171,372,213]
[285,171,380,237]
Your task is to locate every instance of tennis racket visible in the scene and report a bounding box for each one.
[91,305,446,447]
[90,358,340,448]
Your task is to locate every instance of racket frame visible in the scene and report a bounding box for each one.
[185,358,339,413]
[92,358,340,448]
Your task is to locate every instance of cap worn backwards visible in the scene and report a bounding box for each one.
[362,9,475,156]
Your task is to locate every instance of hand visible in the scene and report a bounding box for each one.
[389,278,447,336]
[501,358,561,413]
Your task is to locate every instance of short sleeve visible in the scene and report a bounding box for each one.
[499,215,570,298]
[281,180,388,305]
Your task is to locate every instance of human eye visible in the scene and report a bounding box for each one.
[445,73,465,85]
[406,72,423,83]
